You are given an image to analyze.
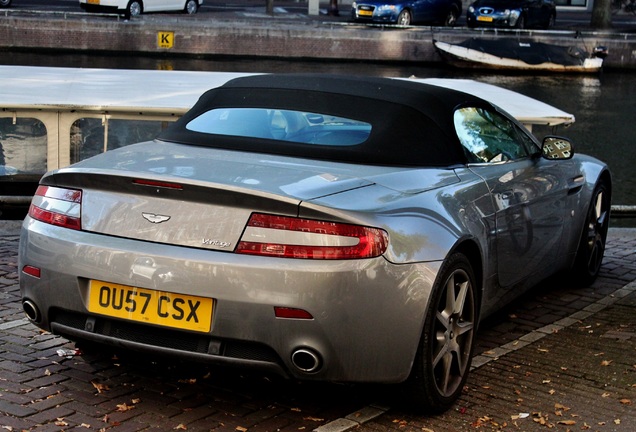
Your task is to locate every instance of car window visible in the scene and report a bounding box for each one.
[186,108,372,146]
[454,107,531,163]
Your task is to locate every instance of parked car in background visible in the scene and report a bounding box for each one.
[0,0,12,8]
[79,0,203,17]
[467,0,556,29]
[20,74,611,413]
[351,0,462,26]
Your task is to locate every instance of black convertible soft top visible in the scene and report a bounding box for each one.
[158,74,495,167]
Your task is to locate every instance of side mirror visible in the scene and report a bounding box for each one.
[541,136,574,160]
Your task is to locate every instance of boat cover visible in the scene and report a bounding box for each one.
[456,38,589,66]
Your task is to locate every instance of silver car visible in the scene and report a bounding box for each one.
[19,74,611,413]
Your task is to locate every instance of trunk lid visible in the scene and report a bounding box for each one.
[43,141,458,251]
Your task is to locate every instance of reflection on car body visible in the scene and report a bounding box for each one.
[19,74,611,413]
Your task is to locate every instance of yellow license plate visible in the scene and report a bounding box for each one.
[359,10,373,16]
[477,16,493,22]
[87,0,100,4]
[88,280,213,333]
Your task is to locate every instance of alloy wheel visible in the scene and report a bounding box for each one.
[431,267,475,397]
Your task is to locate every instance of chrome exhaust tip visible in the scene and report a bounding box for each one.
[23,300,41,323]
[291,348,322,373]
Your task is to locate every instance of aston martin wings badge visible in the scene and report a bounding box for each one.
[142,212,171,224]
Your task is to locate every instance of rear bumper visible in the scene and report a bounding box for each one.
[19,218,440,384]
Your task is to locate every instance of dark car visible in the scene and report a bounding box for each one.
[351,0,462,26]
[467,0,556,29]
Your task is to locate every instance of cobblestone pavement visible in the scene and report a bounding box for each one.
[1,222,635,431]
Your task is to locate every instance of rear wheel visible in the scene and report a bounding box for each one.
[397,10,412,25]
[444,7,459,26]
[126,0,143,17]
[571,179,610,285]
[544,13,556,29]
[404,253,477,413]
[0,0,12,8]
[184,0,198,14]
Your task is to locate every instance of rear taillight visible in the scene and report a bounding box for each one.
[29,185,82,230]
[236,213,388,260]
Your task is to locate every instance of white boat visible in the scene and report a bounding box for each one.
[0,65,574,216]
[434,38,606,73]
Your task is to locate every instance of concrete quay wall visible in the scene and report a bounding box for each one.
[1,14,636,69]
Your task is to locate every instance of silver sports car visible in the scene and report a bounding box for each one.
[19,74,611,413]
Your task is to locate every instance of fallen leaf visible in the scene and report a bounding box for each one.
[132,398,141,404]
[44,369,51,376]
[557,420,576,425]
[619,399,632,405]
[602,392,611,398]
[601,360,613,366]
[549,389,556,395]
[80,424,91,428]
[538,348,549,353]
[614,419,621,425]
[174,424,187,430]
[116,403,135,412]
[235,427,247,432]
[303,417,324,422]
[91,381,110,393]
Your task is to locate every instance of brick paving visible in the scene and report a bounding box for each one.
[1,223,635,431]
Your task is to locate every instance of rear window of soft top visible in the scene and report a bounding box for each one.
[185,108,372,146]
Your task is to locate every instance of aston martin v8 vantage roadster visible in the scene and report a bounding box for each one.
[19,74,611,412]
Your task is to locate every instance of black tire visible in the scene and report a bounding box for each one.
[516,14,526,29]
[184,0,198,14]
[571,179,611,286]
[444,7,459,26]
[397,10,411,26]
[544,13,556,29]
[0,0,11,8]
[126,0,143,17]
[404,253,478,413]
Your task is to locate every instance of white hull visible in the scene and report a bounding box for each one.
[434,40,604,73]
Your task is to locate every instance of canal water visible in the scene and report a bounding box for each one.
[2,51,635,223]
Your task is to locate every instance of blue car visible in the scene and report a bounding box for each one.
[351,0,462,26]
[467,0,556,29]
